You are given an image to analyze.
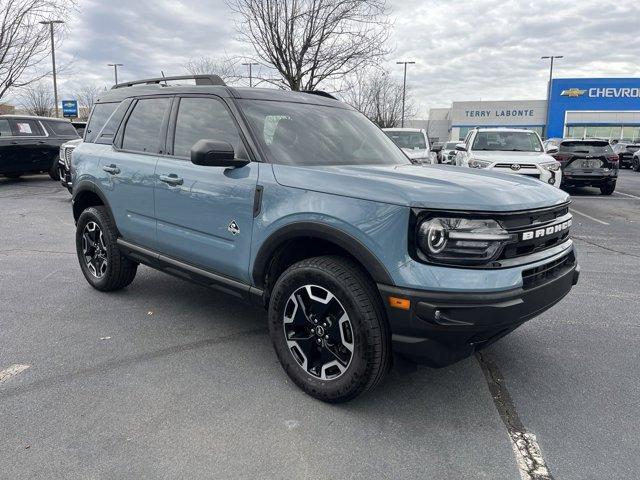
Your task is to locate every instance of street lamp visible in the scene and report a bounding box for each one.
[396,61,415,127]
[39,20,64,117]
[108,63,124,85]
[541,55,563,139]
[242,62,259,87]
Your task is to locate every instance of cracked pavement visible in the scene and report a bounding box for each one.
[1,171,639,479]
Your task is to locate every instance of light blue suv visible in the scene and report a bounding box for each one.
[71,75,579,402]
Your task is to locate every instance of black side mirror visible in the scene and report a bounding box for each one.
[431,145,443,152]
[455,144,467,152]
[190,139,249,168]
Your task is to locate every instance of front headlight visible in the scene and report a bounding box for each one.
[469,158,492,169]
[540,161,561,171]
[416,217,514,265]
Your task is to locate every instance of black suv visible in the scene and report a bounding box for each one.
[552,139,619,194]
[613,142,640,168]
[0,115,80,180]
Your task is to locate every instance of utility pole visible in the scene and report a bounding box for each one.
[108,63,124,85]
[541,55,563,139]
[242,63,259,87]
[396,61,415,127]
[40,20,64,117]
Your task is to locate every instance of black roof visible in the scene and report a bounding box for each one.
[0,114,72,123]
[96,83,348,109]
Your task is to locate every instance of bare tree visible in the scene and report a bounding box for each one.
[227,0,392,91]
[183,56,241,83]
[20,80,54,116]
[341,68,413,128]
[0,0,73,100]
[74,84,102,120]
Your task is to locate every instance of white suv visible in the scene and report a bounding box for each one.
[383,128,436,164]
[455,128,562,187]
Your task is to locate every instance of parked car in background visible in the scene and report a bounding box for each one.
[58,138,83,193]
[440,141,460,164]
[454,127,562,187]
[543,138,563,152]
[612,142,640,169]
[383,128,436,164]
[71,121,87,137]
[431,141,444,162]
[551,139,619,194]
[71,75,578,402]
[0,115,80,180]
[631,149,640,172]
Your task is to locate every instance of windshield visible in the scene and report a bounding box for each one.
[472,131,543,152]
[239,100,410,166]
[384,131,427,150]
[560,141,613,154]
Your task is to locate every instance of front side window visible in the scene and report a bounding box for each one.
[173,97,243,158]
[472,131,543,152]
[384,131,427,150]
[85,103,118,143]
[239,100,410,166]
[0,119,11,136]
[122,98,171,153]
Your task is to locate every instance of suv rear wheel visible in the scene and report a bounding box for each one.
[76,206,138,291]
[268,256,390,403]
[600,182,616,195]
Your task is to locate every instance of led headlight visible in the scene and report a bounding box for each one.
[416,217,514,265]
[469,158,492,169]
[540,161,561,171]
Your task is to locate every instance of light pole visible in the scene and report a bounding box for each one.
[396,61,415,127]
[541,55,563,139]
[108,63,124,85]
[39,20,64,117]
[242,62,259,87]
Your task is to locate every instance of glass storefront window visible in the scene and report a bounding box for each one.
[567,125,640,141]
[622,126,640,142]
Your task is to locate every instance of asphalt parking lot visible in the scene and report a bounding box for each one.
[1,171,639,479]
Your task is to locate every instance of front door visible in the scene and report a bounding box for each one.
[154,95,258,283]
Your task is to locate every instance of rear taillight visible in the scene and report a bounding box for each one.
[552,153,571,162]
[607,154,619,163]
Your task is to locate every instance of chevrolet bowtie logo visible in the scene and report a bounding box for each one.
[560,88,586,97]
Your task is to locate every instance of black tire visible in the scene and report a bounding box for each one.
[600,182,616,195]
[633,158,640,172]
[76,206,137,291]
[268,255,391,403]
[49,156,60,180]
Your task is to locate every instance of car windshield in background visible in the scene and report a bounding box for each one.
[472,131,543,152]
[384,131,427,150]
[445,142,459,149]
[239,100,411,167]
[559,141,613,154]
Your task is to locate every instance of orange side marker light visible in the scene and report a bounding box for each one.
[388,296,411,310]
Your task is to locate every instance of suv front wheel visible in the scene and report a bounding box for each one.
[76,206,138,291]
[268,256,391,402]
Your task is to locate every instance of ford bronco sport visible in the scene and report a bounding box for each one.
[71,75,579,402]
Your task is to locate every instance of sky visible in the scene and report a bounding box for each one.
[31,0,640,118]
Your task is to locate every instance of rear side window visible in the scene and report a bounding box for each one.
[85,103,118,143]
[559,142,613,154]
[0,119,11,136]
[45,121,80,137]
[122,98,171,153]
[173,97,243,158]
[10,119,43,136]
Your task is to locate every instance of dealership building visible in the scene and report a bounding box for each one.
[428,78,640,142]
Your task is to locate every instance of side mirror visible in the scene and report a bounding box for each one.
[190,139,249,168]
[455,144,467,152]
[431,145,443,153]
[546,146,559,154]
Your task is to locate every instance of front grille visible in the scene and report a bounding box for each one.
[522,250,575,289]
[494,163,537,169]
[64,146,74,167]
[499,204,571,260]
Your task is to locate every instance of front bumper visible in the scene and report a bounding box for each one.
[379,250,579,367]
[58,160,72,191]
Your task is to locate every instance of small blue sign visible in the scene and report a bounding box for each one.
[61,100,78,118]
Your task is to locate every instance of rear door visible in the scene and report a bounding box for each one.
[5,118,49,173]
[154,95,258,283]
[97,96,172,249]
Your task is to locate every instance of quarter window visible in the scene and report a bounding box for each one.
[122,98,171,153]
[173,97,243,158]
[85,103,118,143]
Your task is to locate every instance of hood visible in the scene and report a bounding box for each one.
[470,150,555,164]
[63,138,83,148]
[272,163,569,212]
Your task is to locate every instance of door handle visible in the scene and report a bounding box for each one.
[159,174,184,186]
[102,164,120,175]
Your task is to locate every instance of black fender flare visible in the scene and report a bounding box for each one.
[72,180,116,226]
[252,222,395,288]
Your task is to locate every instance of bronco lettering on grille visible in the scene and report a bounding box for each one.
[521,218,572,241]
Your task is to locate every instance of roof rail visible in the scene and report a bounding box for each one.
[112,74,226,89]
[300,90,338,100]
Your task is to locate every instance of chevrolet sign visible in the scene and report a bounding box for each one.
[560,88,586,97]
[521,218,572,241]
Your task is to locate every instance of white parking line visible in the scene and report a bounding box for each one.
[570,208,610,225]
[0,364,30,383]
[615,191,640,199]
